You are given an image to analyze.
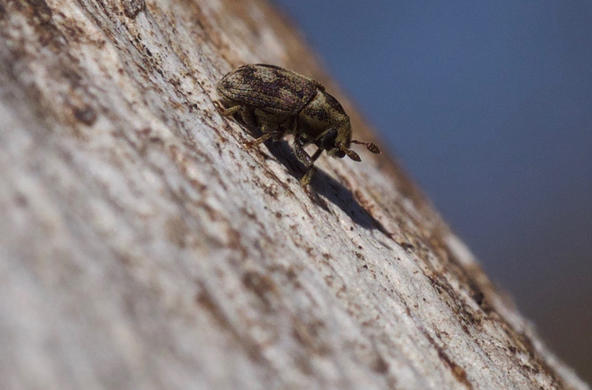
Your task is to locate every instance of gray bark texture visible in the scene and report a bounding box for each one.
[0,0,588,389]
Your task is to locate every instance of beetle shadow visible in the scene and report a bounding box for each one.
[262,139,391,235]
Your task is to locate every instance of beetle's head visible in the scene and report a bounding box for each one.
[321,123,381,161]
[324,124,351,159]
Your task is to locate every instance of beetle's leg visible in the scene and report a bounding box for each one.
[222,105,257,131]
[293,138,312,167]
[245,132,275,148]
[220,104,257,131]
[221,105,241,116]
[245,124,282,148]
[295,141,323,187]
[299,148,323,187]
[316,128,338,150]
[310,148,323,162]
[240,108,257,129]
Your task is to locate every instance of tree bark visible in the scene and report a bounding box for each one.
[0,0,587,389]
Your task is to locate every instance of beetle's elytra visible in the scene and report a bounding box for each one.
[216,64,379,186]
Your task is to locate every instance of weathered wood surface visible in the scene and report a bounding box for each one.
[0,0,587,389]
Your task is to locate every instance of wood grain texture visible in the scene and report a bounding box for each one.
[0,0,587,389]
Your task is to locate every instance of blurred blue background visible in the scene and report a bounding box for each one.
[274,0,592,381]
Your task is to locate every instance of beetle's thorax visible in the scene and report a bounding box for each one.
[297,90,350,144]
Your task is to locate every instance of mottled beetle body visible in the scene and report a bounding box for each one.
[217,64,379,186]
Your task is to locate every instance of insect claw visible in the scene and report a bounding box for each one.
[245,133,274,148]
[299,167,315,187]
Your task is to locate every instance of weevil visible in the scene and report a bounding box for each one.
[216,64,380,187]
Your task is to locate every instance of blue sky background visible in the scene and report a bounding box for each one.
[273,0,592,381]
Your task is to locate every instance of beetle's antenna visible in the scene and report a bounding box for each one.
[351,140,380,154]
[339,144,361,161]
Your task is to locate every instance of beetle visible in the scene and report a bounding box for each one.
[216,64,380,186]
